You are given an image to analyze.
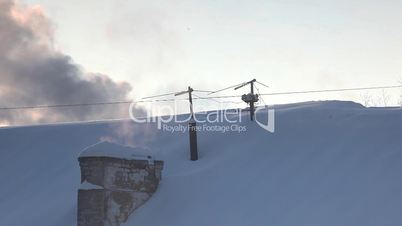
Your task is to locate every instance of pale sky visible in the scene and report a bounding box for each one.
[21,0,402,109]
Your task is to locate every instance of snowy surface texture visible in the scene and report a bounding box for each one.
[79,141,152,160]
[0,101,401,226]
[79,181,103,190]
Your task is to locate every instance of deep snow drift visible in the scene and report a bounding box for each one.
[0,101,401,226]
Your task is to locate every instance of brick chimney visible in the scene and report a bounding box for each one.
[77,141,164,226]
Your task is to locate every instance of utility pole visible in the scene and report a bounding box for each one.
[235,79,258,121]
[250,80,255,121]
[175,86,198,161]
[187,86,198,161]
[142,86,202,161]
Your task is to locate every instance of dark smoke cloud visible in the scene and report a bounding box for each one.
[0,0,136,126]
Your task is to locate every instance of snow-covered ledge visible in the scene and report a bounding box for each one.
[77,141,164,226]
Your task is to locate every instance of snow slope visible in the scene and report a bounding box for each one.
[0,101,402,226]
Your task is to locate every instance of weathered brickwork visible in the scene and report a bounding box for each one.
[77,190,106,226]
[77,156,164,226]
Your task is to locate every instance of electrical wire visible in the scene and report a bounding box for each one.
[254,84,268,108]
[0,85,401,111]
[0,98,182,110]
[256,81,269,89]
[193,94,243,104]
[2,84,401,127]
[259,85,402,96]
[208,82,247,95]
[193,89,215,93]
[141,92,180,99]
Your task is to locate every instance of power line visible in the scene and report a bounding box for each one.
[193,93,220,103]
[0,117,135,129]
[0,100,131,110]
[0,98,181,110]
[2,84,401,127]
[0,85,401,111]
[201,85,402,99]
[256,81,269,89]
[208,81,247,95]
[254,83,268,107]
[193,89,214,93]
[142,89,212,99]
[193,94,242,104]
[259,85,402,96]
[141,92,180,100]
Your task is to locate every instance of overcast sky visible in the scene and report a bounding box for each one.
[19,0,402,107]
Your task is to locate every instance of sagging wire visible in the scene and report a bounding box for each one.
[254,83,268,108]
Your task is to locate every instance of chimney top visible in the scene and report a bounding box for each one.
[79,141,152,160]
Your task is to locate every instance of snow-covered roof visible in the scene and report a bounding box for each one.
[79,141,152,160]
[79,181,103,190]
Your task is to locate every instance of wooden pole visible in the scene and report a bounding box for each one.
[250,81,255,121]
[188,86,198,161]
